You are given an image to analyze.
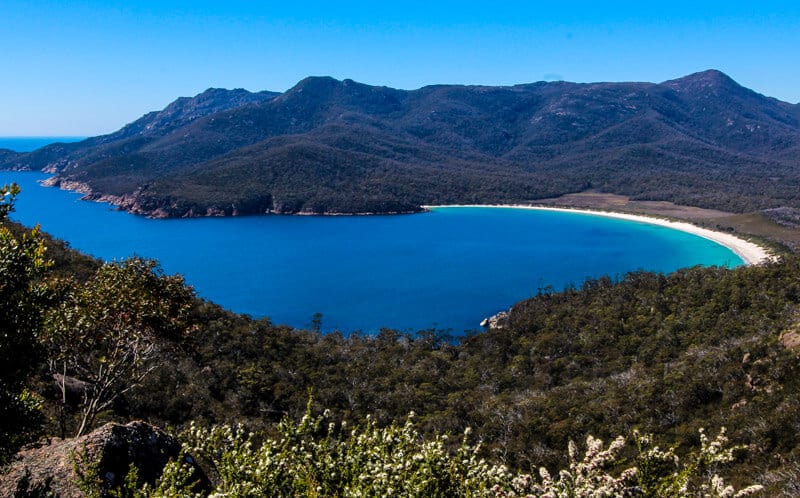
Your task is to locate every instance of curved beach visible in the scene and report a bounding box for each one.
[424,204,776,266]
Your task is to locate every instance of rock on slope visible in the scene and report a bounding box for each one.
[0,421,208,497]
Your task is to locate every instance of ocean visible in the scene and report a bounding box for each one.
[0,136,86,152]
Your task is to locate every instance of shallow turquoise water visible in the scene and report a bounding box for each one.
[0,171,742,334]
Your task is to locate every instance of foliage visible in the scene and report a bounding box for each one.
[0,183,20,218]
[633,428,764,498]
[175,408,509,497]
[71,443,104,498]
[79,406,758,497]
[43,257,196,436]
[0,183,50,463]
[113,257,800,494]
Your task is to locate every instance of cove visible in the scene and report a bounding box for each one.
[1,171,742,335]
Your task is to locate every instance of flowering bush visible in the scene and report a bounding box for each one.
[154,410,508,497]
[113,405,762,497]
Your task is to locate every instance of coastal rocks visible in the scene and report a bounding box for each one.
[481,310,510,329]
[40,177,93,196]
[0,421,209,497]
[40,175,423,218]
[44,178,188,218]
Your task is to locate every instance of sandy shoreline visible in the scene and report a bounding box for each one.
[423,204,776,266]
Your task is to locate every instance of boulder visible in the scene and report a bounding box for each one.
[0,420,209,497]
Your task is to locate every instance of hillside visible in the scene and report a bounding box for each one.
[0,87,278,177]
[2,201,800,493]
[3,70,800,216]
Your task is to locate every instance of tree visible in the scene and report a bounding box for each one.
[44,257,196,437]
[0,183,50,462]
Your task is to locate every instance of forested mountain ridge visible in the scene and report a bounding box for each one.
[4,70,800,216]
[0,87,278,173]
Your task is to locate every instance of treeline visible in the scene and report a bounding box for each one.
[42,129,800,216]
[3,185,800,493]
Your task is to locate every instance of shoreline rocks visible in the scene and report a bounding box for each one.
[481,310,509,329]
[42,175,423,219]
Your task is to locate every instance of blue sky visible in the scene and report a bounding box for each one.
[2,1,799,136]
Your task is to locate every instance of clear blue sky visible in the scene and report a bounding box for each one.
[2,1,799,136]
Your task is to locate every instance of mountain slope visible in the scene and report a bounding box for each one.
[0,87,278,174]
[4,70,800,215]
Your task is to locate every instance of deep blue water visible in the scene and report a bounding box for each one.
[0,171,742,334]
[0,137,86,152]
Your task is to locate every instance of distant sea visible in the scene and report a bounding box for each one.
[0,136,86,152]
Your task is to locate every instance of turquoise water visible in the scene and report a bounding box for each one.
[0,137,86,152]
[0,171,742,334]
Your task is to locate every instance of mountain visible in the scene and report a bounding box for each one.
[0,87,279,173]
[0,149,18,163]
[4,70,800,216]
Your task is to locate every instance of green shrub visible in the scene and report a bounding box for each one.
[123,407,762,497]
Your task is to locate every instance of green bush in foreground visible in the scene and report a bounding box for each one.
[0,183,50,463]
[98,406,763,497]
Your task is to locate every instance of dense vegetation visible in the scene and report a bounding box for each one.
[76,409,762,497]
[0,184,50,461]
[2,183,800,495]
[4,70,800,216]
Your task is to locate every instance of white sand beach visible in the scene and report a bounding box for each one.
[423,204,776,266]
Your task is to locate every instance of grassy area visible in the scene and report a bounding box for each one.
[536,191,800,253]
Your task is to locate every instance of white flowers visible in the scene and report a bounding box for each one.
[141,415,762,497]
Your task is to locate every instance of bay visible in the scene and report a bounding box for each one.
[0,171,742,335]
